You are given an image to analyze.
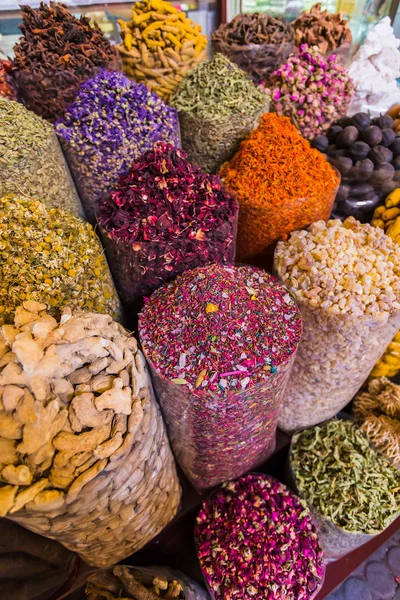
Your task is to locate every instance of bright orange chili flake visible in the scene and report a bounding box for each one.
[220,113,339,266]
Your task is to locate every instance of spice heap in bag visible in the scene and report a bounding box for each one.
[0,195,120,324]
[1,99,82,216]
[171,54,268,174]
[139,264,302,491]
[290,418,400,559]
[12,2,121,122]
[117,0,207,102]
[221,113,339,266]
[98,143,238,314]
[0,303,181,567]
[211,13,294,85]
[268,45,354,140]
[274,217,400,432]
[292,3,352,60]
[315,112,398,222]
[56,70,178,224]
[0,60,17,100]
[354,378,400,468]
[195,474,325,600]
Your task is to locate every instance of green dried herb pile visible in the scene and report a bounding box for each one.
[291,418,400,534]
[0,99,82,216]
[0,194,120,324]
[170,53,268,173]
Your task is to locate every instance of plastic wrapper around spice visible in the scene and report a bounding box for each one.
[274,217,400,432]
[0,99,82,217]
[0,303,181,567]
[139,264,302,492]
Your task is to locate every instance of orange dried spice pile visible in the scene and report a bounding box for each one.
[221,113,339,264]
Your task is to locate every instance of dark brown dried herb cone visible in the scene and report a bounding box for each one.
[211,13,294,85]
[13,2,121,122]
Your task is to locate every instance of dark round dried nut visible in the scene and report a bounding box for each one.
[368,146,393,166]
[381,128,396,148]
[327,125,343,142]
[311,135,329,152]
[350,112,371,133]
[349,182,375,198]
[392,156,400,170]
[348,141,370,161]
[362,125,383,147]
[327,146,348,159]
[328,156,352,177]
[336,126,359,148]
[381,180,399,195]
[373,114,394,129]
[369,163,395,185]
[393,170,400,183]
[338,116,353,128]
[348,158,374,182]
[336,183,351,202]
[390,138,400,157]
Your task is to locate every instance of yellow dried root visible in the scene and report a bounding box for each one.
[117,0,207,101]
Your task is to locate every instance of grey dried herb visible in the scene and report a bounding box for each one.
[0,99,82,216]
[291,418,400,534]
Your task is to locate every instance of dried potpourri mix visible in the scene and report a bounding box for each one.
[290,418,400,559]
[292,3,352,60]
[0,99,82,216]
[0,60,17,100]
[267,45,354,140]
[139,264,302,490]
[12,2,121,122]
[170,54,268,174]
[55,70,179,224]
[354,378,400,468]
[195,474,325,600]
[211,13,294,85]
[0,195,120,324]
[274,217,400,432]
[0,303,181,567]
[117,0,207,102]
[98,143,238,314]
[220,113,339,266]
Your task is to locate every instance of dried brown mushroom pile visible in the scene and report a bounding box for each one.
[292,3,352,56]
[86,567,186,600]
[0,302,181,567]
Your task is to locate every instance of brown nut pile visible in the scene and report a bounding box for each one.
[292,3,352,56]
[0,302,181,567]
[117,0,207,102]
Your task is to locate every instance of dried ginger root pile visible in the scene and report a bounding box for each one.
[0,302,181,567]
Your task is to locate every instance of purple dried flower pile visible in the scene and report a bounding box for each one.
[267,44,354,139]
[195,474,325,600]
[55,70,179,223]
[98,143,238,313]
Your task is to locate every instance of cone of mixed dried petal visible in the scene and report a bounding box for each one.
[195,474,325,600]
[0,303,181,567]
[98,143,238,317]
[289,418,400,560]
[139,264,302,491]
[274,217,400,432]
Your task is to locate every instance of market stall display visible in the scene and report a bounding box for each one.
[12,1,121,123]
[354,378,400,468]
[117,0,207,102]
[170,54,268,174]
[0,99,82,217]
[348,17,400,117]
[98,143,238,315]
[220,113,339,266]
[139,264,302,491]
[0,195,120,325]
[195,473,325,600]
[211,13,294,86]
[267,45,354,140]
[289,418,400,560]
[274,217,400,432]
[0,60,17,100]
[55,70,179,224]
[0,302,181,567]
[292,3,352,62]
[313,112,399,222]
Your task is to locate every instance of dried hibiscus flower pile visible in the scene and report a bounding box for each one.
[195,473,325,600]
[98,142,238,313]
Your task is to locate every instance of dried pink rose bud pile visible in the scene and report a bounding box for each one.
[195,474,325,600]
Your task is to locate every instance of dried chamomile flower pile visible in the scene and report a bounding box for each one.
[0,195,120,324]
[195,474,325,600]
[354,377,400,468]
[0,303,181,566]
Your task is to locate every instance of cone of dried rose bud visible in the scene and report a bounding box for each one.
[98,143,238,317]
[139,264,302,491]
[267,45,354,140]
[56,70,179,224]
[195,474,325,600]
[0,60,17,100]
[12,2,121,122]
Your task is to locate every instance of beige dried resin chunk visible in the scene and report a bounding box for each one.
[274,217,400,432]
[0,302,181,567]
